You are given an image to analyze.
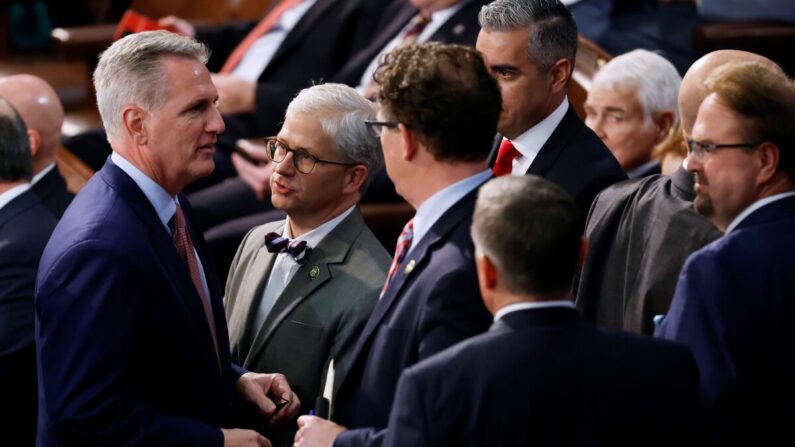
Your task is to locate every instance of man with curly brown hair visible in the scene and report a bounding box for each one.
[293,42,501,447]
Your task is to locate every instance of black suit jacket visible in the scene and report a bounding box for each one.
[384,307,708,447]
[0,189,57,446]
[333,184,493,447]
[31,167,74,219]
[198,0,389,145]
[576,166,721,334]
[332,0,488,88]
[490,105,627,219]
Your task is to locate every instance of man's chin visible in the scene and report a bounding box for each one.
[693,195,714,219]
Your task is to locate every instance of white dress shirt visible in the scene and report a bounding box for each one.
[508,99,569,175]
[232,0,318,82]
[252,205,356,331]
[493,300,576,322]
[0,183,31,211]
[410,169,492,252]
[355,2,466,92]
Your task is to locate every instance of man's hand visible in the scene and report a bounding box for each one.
[221,428,271,447]
[158,15,195,37]
[294,416,346,447]
[236,372,300,425]
[212,74,257,115]
[232,141,273,200]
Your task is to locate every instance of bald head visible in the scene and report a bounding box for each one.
[0,75,64,173]
[679,50,783,135]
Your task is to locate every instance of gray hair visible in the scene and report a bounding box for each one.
[93,30,209,139]
[0,97,32,182]
[472,175,582,295]
[478,0,578,72]
[286,83,383,193]
[592,49,682,127]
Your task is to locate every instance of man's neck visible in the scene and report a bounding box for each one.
[408,161,487,209]
[288,197,358,237]
[0,180,26,195]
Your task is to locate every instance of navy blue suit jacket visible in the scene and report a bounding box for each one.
[35,160,242,446]
[656,194,795,445]
[333,184,493,447]
[490,105,627,220]
[31,167,74,219]
[0,189,57,445]
[385,307,707,446]
[332,0,488,88]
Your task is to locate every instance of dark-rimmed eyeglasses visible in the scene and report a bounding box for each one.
[364,120,398,138]
[686,139,760,162]
[264,137,358,174]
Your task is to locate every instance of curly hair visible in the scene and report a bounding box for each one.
[373,43,502,162]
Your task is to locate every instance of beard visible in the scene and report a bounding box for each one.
[693,193,714,219]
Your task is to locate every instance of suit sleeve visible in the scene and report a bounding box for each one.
[382,369,430,447]
[655,250,738,424]
[417,266,491,361]
[36,240,223,446]
[195,21,257,73]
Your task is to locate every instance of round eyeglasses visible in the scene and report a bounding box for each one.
[264,137,358,174]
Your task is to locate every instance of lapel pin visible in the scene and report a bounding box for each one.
[404,260,416,275]
[453,24,465,36]
[309,266,320,279]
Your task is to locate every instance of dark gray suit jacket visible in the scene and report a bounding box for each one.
[224,208,390,421]
[576,166,721,334]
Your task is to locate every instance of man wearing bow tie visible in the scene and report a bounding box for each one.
[224,83,390,444]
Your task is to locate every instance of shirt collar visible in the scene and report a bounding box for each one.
[31,162,57,186]
[283,204,357,248]
[411,169,492,251]
[493,300,576,322]
[510,99,569,173]
[725,191,795,233]
[111,152,176,231]
[0,183,32,211]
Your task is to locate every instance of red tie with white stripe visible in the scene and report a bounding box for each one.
[380,219,414,299]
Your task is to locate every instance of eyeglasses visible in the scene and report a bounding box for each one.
[264,137,358,174]
[364,120,398,138]
[686,139,760,162]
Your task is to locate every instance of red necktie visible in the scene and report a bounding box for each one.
[220,0,305,73]
[380,219,414,299]
[172,204,220,369]
[492,139,520,177]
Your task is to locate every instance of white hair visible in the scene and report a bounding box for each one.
[592,49,682,126]
[286,83,383,192]
[93,30,209,139]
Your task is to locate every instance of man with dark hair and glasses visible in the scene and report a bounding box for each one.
[224,83,390,444]
[656,62,795,445]
[295,42,500,447]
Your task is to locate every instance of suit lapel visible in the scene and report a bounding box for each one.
[266,0,336,71]
[526,106,580,176]
[244,209,366,367]
[100,161,223,378]
[228,222,282,360]
[348,187,481,373]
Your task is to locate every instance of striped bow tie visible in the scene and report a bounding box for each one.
[264,232,312,266]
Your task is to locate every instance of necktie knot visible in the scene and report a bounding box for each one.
[265,232,313,266]
[493,139,520,177]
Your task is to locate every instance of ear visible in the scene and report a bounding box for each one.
[27,129,42,158]
[342,165,368,195]
[475,252,499,315]
[398,123,418,161]
[755,141,781,185]
[652,110,676,144]
[122,106,148,145]
[548,58,572,95]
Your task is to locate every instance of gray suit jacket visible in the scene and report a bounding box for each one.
[224,208,390,419]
